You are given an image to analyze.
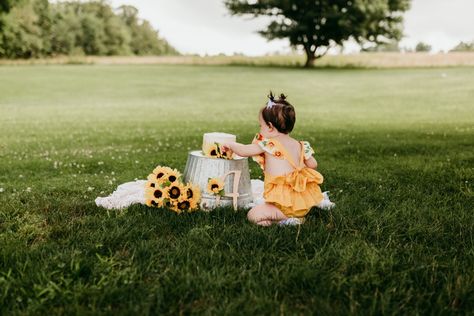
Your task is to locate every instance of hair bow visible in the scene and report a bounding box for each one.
[266,98,276,109]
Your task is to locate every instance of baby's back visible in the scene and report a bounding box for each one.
[264,136,303,177]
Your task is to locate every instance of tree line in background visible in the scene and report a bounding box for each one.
[362,40,474,53]
[0,0,178,58]
[1,0,472,61]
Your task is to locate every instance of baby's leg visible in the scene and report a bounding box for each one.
[247,203,287,226]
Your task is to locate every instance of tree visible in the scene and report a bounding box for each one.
[0,0,179,58]
[116,5,178,55]
[0,0,19,14]
[362,40,400,52]
[0,0,20,33]
[225,0,411,67]
[0,0,44,58]
[450,41,474,52]
[415,41,431,52]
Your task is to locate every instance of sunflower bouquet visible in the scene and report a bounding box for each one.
[203,142,233,160]
[145,165,201,213]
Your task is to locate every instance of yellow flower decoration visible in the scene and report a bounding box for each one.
[166,182,185,201]
[176,200,192,213]
[219,147,233,160]
[165,198,181,213]
[151,166,172,183]
[145,165,201,213]
[149,186,168,200]
[146,198,161,208]
[203,143,220,158]
[150,166,181,185]
[145,198,153,207]
[145,179,157,189]
[181,183,201,211]
[164,168,181,185]
[145,186,169,208]
[207,177,225,195]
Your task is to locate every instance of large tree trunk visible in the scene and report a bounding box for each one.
[303,45,316,68]
[304,53,316,68]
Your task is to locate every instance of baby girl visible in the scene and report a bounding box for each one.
[221,92,334,226]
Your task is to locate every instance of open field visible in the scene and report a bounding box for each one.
[0,64,473,314]
[1,52,474,68]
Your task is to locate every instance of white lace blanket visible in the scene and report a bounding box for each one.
[95,180,147,210]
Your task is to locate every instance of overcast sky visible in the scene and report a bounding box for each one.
[109,0,474,55]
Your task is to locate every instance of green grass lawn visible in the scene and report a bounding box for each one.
[0,64,473,315]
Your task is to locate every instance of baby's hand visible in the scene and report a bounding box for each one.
[220,142,233,153]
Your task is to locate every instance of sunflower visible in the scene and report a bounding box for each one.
[207,177,225,195]
[188,200,199,212]
[151,166,172,183]
[176,200,191,213]
[165,198,181,213]
[181,182,201,211]
[203,143,220,158]
[219,148,233,160]
[145,179,157,189]
[145,186,168,208]
[166,182,185,201]
[152,186,168,199]
[185,182,201,201]
[164,168,181,185]
[145,197,164,208]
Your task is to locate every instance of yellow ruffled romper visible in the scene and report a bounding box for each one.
[252,133,324,218]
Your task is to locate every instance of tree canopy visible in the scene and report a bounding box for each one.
[0,0,19,14]
[362,40,400,52]
[450,41,474,52]
[225,0,411,67]
[415,42,431,52]
[0,0,178,58]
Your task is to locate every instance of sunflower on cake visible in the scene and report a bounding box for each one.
[202,132,236,160]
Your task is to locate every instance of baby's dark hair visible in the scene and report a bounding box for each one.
[260,91,296,134]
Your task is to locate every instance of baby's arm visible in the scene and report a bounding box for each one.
[222,142,263,157]
[304,156,318,169]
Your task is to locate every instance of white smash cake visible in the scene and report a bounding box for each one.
[202,132,236,159]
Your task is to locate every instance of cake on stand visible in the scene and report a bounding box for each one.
[183,132,254,210]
